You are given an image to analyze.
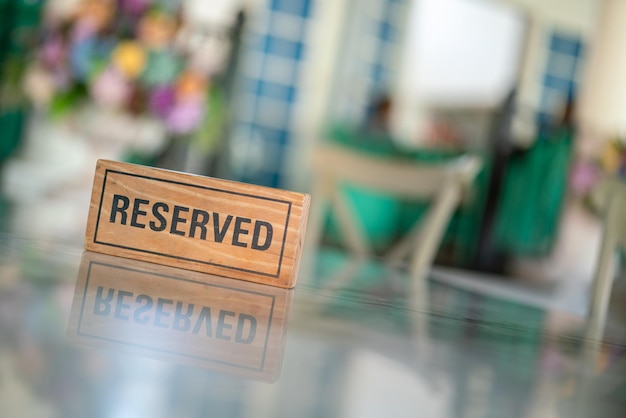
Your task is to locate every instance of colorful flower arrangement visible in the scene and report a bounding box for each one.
[23,0,218,136]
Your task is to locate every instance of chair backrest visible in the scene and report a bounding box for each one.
[312,143,481,199]
[306,142,482,280]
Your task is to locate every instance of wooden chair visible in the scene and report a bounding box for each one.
[305,142,482,291]
[584,178,626,353]
[576,178,626,410]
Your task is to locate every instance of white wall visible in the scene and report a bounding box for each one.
[409,0,525,107]
[578,0,626,138]
[392,0,526,145]
[392,0,601,146]
[496,0,599,35]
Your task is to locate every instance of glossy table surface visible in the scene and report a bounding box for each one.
[0,213,624,418]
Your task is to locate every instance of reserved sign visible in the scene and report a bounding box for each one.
[67,252,293,381]
[85,160,310,288]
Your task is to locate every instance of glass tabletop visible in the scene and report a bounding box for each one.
[0,222,624,418]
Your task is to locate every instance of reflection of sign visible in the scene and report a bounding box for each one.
[85,160,310,288]
[67,251,293,381]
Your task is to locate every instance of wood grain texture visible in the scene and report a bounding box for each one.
[85,160,310,288]
[67,251,293,382]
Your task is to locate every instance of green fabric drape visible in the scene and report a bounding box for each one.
[494,129,573,255]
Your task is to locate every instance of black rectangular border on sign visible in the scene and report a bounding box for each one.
[93,169,292,279]
[76,260,277,371]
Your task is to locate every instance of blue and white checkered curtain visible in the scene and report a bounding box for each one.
[227,0,313,188]
[537,32,585,129]
[330,0,408,124]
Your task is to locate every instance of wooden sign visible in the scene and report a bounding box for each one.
[85,160,310,288]
[67,251,294,381]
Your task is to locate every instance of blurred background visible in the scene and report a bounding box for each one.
[0,0,625,289]
[3,2,626,417]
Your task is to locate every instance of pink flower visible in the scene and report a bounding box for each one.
[90,68,130,108]
[149,85,175,118]
[71,19,98,43]
[165,98,204,135]
[570,159,600,195]
[40,36,66,69]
